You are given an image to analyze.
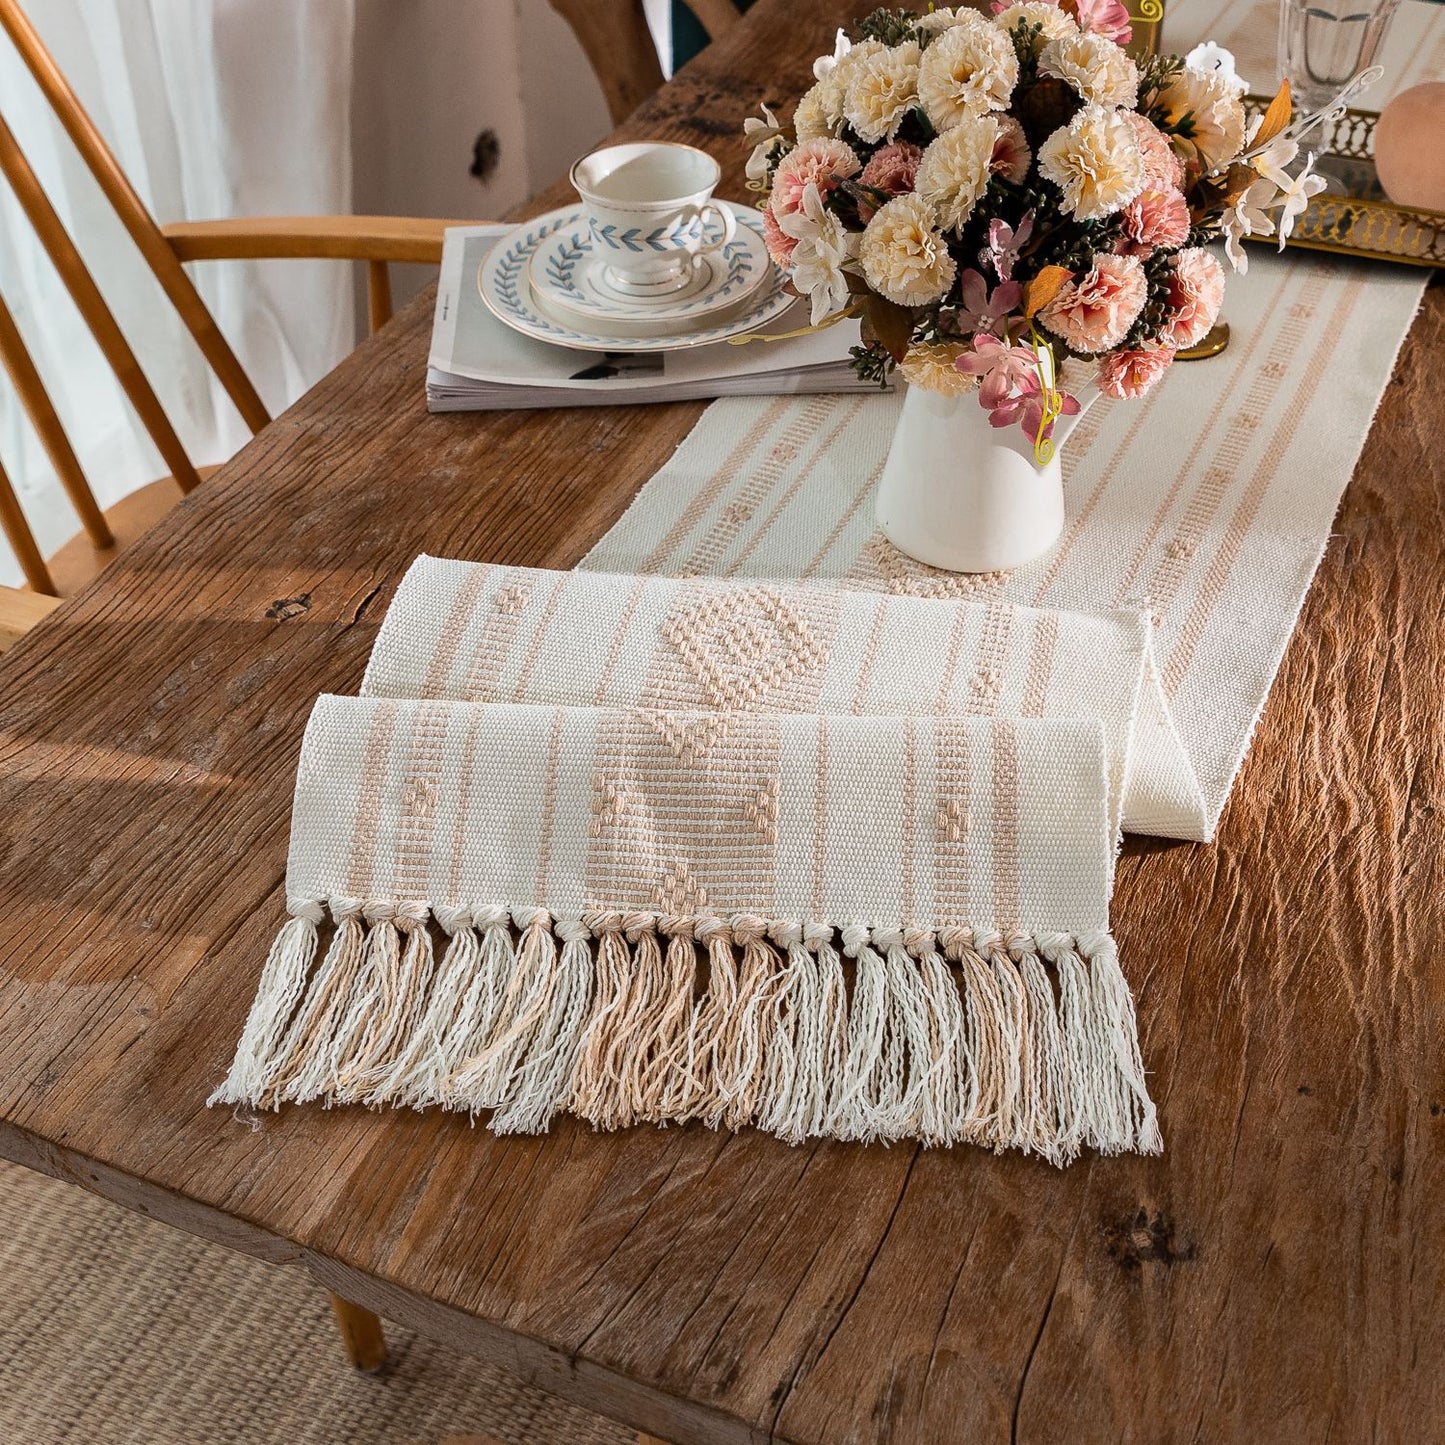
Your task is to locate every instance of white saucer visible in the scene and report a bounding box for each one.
[479,203,796,354]
[526,207,771,336]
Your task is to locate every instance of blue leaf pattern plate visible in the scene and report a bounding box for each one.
[479,203,796,353]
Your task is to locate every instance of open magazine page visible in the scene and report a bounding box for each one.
[427,226,885,411]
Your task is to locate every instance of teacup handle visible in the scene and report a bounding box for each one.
[692,200,737,257]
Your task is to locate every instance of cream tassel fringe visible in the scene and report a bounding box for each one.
[213,902,1162,1161]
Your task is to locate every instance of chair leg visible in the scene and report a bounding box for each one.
[328,1290,387,1372]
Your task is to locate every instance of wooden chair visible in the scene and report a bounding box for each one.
[0,0,467,655]
[0,0,481,1370]
[550,0,743,125]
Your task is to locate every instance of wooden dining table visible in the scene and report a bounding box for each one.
[1,2,1440,1441]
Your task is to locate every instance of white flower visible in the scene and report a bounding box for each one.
[778,180,856,325]
[993,1,1080,54]
[1221,176,1278,272]
[1037,103,1147,219]
[1184,41,1249,96]
[1264,154,1327,243]
[744,103,782,183]
[813,28,851,80]
[843,40,922,144]
[915,116,998,232]
[1039,31,1138,108]
[859,192,957,307]
[917,20,1018,130]
[1156,66,1248,173]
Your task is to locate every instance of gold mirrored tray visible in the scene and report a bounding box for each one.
[1243,96,1444,268]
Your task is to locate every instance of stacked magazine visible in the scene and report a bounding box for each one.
[426,225,886,411]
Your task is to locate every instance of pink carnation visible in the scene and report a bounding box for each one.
[857,142,923,224]
[1123,111,1184,189]
[1038,253,1148,355]
[770,137,861,218]
[1121,187,1192,253]
[990,116,1032,186]
[1098,346,1176,398]
[1075,0,1132,44]
[762,204,797,268]
[1159,246,1225,349]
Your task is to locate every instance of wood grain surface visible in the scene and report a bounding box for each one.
[0,3,1441,1441]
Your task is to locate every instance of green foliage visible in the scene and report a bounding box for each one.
[849,339,896,388]
[856,7,923,46]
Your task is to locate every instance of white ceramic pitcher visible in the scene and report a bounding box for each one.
[875,380,1099,574]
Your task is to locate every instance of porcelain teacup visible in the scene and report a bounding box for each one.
[570,141,737,298]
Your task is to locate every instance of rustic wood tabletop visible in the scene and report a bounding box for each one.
[0,2,1440,1441]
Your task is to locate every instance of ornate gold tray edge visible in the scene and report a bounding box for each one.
[1241,96,1444,269]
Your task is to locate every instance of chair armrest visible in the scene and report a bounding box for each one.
[162,216,473,264]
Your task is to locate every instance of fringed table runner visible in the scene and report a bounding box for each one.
[215,242,1425,1160]
[215,699,1156,1159]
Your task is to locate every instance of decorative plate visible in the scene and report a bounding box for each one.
[526,207,771,335]
[479,203,796,353]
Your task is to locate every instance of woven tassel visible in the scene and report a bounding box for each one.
[450,907,558,1108]
[207,897,323,1107]
[638,918,701,1122]
[718,916,781,1131]
[1010,935,1072,1165]
[758,922,820,1144]
[912,932,965,1147]
[436,907,515,1110]
[352,903,436,1100]
[805,924,849,1138]
[568,913,633,1128]
[1079,930,1161,1154]
[831,925,886,1142]
[875,929,935,1140]
[688,918,740,1129]
[491,916,593,1134]
[277,899,369,1104]
[371,904,478,1107]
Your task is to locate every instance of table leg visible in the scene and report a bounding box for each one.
[328,1290,387,1372]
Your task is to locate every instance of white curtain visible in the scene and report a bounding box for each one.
[0,0,356,585]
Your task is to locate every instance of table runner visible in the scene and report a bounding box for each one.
[582,249,1427,840]
[213,699,1155,1159]
[361,557,1195,840]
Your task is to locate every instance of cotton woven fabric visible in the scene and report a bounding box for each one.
[361,557,1196,840]
[214,697,1156,1159]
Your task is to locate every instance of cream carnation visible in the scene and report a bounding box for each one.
[1037,103,1146,219]
[993,1,1079,55]
[1155,66,1248,173]
[917,21,1018,130]
[843,41,921,144]
[859,193,958,307]
[915,117,998,233]
[916,6,985,35]
[792,81,839,143]
[900,341,978,395]
[1159,246,1225,348]
[1039,252,1147,353]
[1039,31,1138,107]
[769,137,861,217]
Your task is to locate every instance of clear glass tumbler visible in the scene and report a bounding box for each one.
[1277,0,1402,114]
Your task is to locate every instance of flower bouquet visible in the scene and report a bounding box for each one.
[743,3,1348,570]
